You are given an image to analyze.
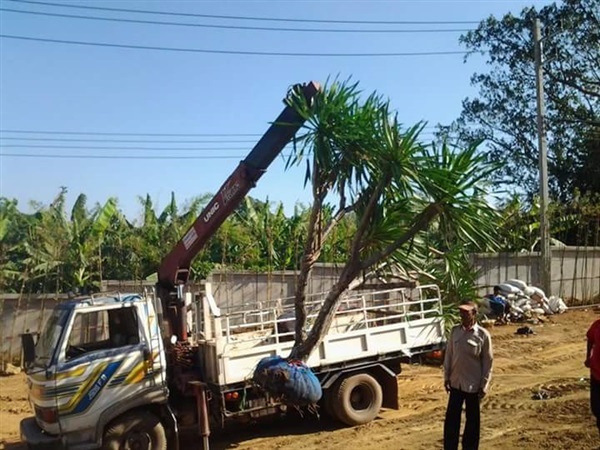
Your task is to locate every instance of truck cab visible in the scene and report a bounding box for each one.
[20,293,175,450]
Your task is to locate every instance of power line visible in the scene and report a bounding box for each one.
[1,8,474,34]
[0,129,264,137]
[0,144,254,151]
[0,137,260,144]
[0,34,467,57]
[6,0,481,25]
[0,126,440,140]
[0,153,249,160]
[1,136,461,153]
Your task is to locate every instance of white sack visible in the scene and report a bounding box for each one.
[524,286,535,296]
[505,279,528,291]
[548,296,568,314]
[528,286,547,299]
[498,283,523,295]
[515,298,530,308]
[521,303,532,312]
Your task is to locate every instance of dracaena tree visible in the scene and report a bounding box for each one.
[286,79,501,360]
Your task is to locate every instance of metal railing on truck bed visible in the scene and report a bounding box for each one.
[194,284,445,386]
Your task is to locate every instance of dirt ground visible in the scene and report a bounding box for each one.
[1,308,598,450]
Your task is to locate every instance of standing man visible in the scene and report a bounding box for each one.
[585,316,600,436]
[443,301,493,450]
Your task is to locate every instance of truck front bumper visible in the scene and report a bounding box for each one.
[20,417,65,450]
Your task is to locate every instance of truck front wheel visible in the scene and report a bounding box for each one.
[103,410,167,450]
[334,373,383,426]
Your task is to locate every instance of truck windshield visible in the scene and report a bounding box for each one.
[35,308,70,365]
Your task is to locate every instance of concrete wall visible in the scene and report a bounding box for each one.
[0,265,348,363]
[0,295,62,366]
[472,246,600,302]
[2,249,599,364]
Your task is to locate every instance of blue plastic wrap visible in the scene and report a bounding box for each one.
[253,356,322,405]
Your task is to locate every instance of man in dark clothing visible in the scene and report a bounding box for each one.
[586,317,600,436]
[487,286,510,323]
[443,301,493,450]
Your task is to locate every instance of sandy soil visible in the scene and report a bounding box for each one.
[1,308,598,450]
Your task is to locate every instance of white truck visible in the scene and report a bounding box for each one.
[20,283,445,450]
[19,82,446,449]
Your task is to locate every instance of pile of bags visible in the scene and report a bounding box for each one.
[479,278,568,319]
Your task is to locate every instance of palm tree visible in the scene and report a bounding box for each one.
[286,79,501,360]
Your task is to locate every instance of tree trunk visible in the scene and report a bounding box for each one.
[290,261,360,360]
[289,203,443,361]
[293,199,323,344]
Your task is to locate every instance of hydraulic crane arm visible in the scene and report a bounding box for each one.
[156,81,319,340]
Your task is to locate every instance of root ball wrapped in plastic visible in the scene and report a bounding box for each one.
[252,356,322,406]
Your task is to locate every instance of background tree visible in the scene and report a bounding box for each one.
[488,190,600,251]
[67,193,118,290]
[0,199,32,292]
[22,188,118,293]
[133,192,209,280]
[0,189,320,291]
[452,0,600,201]
[23,189,71,294]
[100,212,143,282]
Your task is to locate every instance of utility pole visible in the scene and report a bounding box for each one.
[533,18,552,296]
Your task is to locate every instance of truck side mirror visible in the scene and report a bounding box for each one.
[21,333,35,370]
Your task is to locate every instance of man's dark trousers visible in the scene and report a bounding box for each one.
[444,387,480,450]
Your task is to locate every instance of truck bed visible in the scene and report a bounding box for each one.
[194,285,445,386]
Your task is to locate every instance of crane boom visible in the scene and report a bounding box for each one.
[156,81,319,340]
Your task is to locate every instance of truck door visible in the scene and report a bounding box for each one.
[53,304,161,439]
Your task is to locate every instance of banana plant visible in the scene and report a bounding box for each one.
[22,189,118,292]
[0,199,24,291]
[69,194,118,289]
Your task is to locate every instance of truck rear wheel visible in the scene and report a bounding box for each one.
[102,410,167,450]
[334,373,383,426]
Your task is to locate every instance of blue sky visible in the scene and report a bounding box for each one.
[0,0,553,222]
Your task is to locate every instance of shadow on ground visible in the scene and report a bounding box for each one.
[3,443,27,450]
[182,413,343,450]
[1,413,343,450]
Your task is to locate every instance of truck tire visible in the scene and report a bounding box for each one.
[323,387,340,421]
[334,373,383,426]
[102,410,167,450]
